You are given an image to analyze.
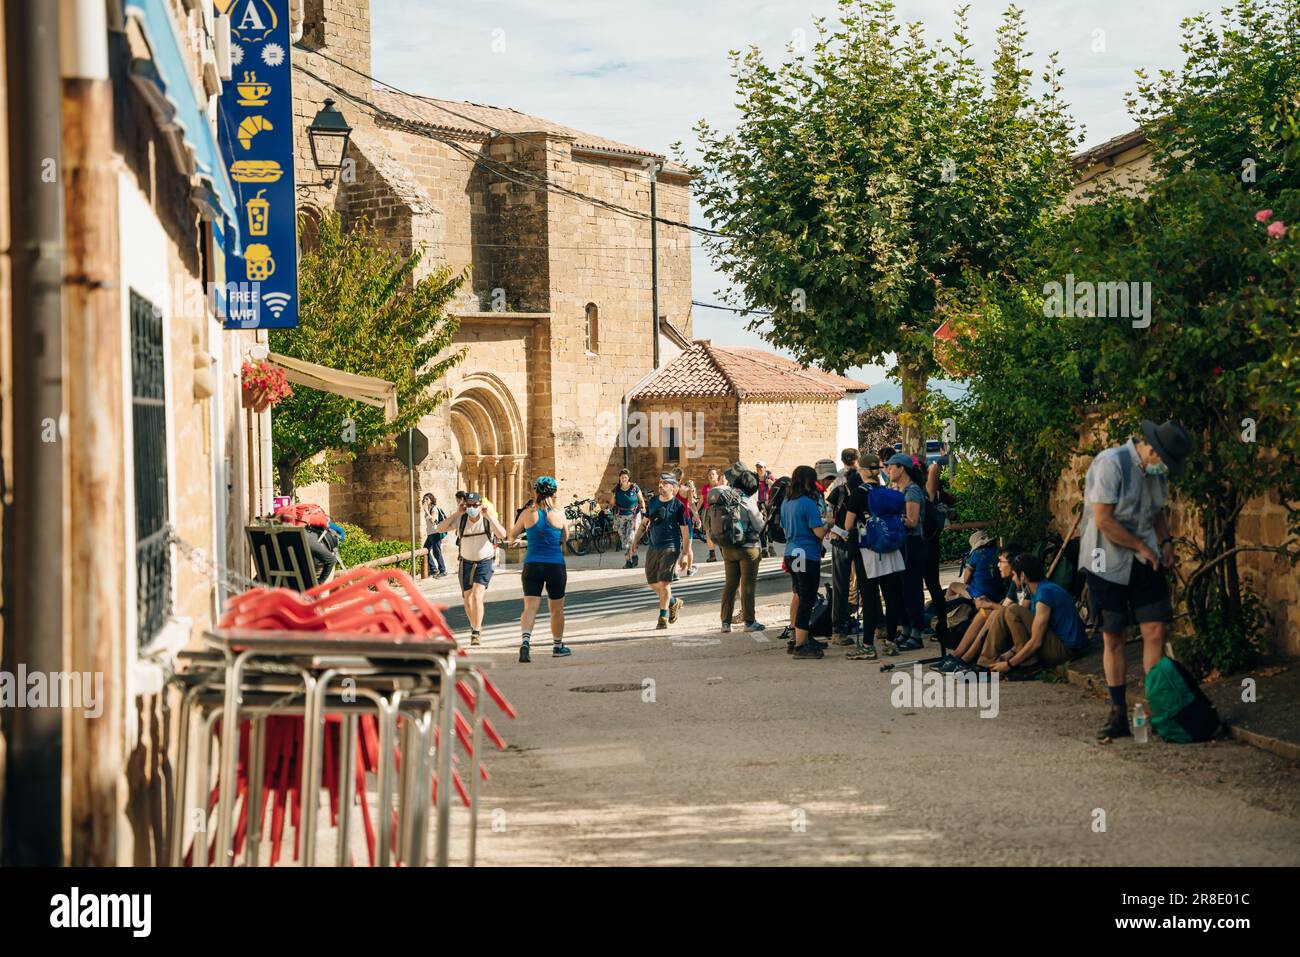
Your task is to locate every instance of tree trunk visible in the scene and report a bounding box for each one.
[899,360,928,456]
[276,462,297,502]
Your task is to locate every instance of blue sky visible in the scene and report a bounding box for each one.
[370,0,1223,405]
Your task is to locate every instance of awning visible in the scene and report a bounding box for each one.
[124,0,239,236]
[268,352,399,422]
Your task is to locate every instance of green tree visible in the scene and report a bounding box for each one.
[270,212,465,497]
[690,0,1079,452]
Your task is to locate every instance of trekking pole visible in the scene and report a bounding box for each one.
[1045,511,1083,580]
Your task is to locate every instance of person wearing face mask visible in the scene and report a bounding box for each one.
[1080,419,1193,741]
[436,490,508,646]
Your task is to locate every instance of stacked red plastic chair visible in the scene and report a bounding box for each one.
[187,568,516,866]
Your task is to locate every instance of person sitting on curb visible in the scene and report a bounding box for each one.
[1081,419,1191,740]
[436,491,508,646]
[937,542,1024,671]
[956,553,1085,676]
[633,473,691,629]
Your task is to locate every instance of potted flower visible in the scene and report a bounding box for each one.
[241,359,293,412]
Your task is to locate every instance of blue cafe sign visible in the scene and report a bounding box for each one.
[215,0,298,328]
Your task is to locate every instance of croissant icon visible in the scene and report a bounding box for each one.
[238,114,273,150]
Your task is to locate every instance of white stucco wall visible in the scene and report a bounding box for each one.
[837,395,860,456]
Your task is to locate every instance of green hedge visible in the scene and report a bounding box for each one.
[337,521,414,568]
[936,465,1001,563]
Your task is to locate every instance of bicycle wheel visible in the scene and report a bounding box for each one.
[591,519,608,554]
[568,519,591,556]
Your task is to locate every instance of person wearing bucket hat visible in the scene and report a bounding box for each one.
[1080,419,1192,740]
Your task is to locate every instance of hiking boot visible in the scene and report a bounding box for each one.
[744,621,766,632]
[630,554,639,568]
[656,615,669,630]
[552,642,572,658]
[685,566,698,577]
[623,557,634,569]
[470,630,481,647]
[1098,706,1131,740]
[896,636,924,652]
[706,550,717,562]
[936,655,965,673]
[792,643,824,659]
[669,597,684,623]
[847,643,878,661]
[518,640,531,663]
[806,636,828,651]
[720,622,733,633]
[831,632,856,646]
[881,639,900,657]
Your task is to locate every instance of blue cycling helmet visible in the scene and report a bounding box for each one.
[534,475,558,496]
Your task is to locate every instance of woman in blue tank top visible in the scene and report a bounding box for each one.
[507,476,570,662]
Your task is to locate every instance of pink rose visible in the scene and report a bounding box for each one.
[1267,220,1286,239]
[1255,209,1273,222]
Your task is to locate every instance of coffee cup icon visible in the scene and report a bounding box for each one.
[245,243,275,281]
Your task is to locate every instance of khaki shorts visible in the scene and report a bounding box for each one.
[644,546,680,584]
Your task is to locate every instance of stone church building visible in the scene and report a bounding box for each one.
[290,0,861,536]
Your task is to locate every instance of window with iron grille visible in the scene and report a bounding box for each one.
[130,289,172,651]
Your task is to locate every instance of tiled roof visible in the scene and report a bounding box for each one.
[1072,128,1148,169]
[633,341,870,401]
[369,88,691,174]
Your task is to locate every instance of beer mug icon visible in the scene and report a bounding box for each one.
[247,189,270,237]
[245,243,275,281]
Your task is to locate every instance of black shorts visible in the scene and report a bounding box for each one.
[522,561,567,600]
[1086,559,1173,634]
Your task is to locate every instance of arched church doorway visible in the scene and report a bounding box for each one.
[448,372,527,521]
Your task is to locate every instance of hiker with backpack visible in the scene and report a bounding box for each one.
[782,465,833,659]
[885,453,929,650]
[508,475,572,662]
[828,451,869,647]
[612,468,646,569]
[421,493,447,579]
[633,473,692,629]
[833,453,906,661]
[1080,419,1192,740]
[435,490,508,646]
[711,464,766,634]
[937,540,1024,672]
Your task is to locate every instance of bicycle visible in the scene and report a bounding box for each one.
[565,498,615,556]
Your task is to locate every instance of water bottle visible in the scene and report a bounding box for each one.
[1133,702,1149,743]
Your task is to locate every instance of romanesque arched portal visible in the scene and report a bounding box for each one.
[448,372,527,520]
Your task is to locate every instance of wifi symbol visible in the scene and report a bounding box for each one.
[262,291,293,319]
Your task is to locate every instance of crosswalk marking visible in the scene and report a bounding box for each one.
[461,561,792,646]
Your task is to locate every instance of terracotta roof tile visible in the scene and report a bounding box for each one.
[634,342,870,401]
[370,89,691,174]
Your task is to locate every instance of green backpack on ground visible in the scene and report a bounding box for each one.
[1144,657,1221,743]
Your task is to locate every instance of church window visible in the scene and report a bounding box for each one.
[585,302,600,353]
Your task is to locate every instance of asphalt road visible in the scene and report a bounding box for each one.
[450,589,1300,866]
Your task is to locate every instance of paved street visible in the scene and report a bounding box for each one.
[433,579,1300,867]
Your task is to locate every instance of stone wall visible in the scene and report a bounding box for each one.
[1049,419,1300,658]
[737,399,844,479]
[628,396,738,495]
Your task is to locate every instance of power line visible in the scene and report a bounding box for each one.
[692,299,773,317]
[292,51,731,241]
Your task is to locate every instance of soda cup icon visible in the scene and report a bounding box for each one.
[247,189,270,236]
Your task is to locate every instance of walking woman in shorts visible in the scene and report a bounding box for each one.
[508,475,571,662]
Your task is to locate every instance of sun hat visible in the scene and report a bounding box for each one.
[815,458,838,479]
[1140,419,1193,476]
[969,529,994,551]
[885,453,914,468]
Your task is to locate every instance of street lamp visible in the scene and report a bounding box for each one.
[306,98,352,187]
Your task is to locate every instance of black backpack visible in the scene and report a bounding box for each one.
[765,476,791,544]
[808,584,833,637]
[707,486,747,547]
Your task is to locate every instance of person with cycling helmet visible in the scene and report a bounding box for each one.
[435,490,507,646]
[508,475,571,662]
[612,468,646,568]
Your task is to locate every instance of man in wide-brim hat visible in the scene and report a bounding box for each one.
[1080,418,1194,740]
